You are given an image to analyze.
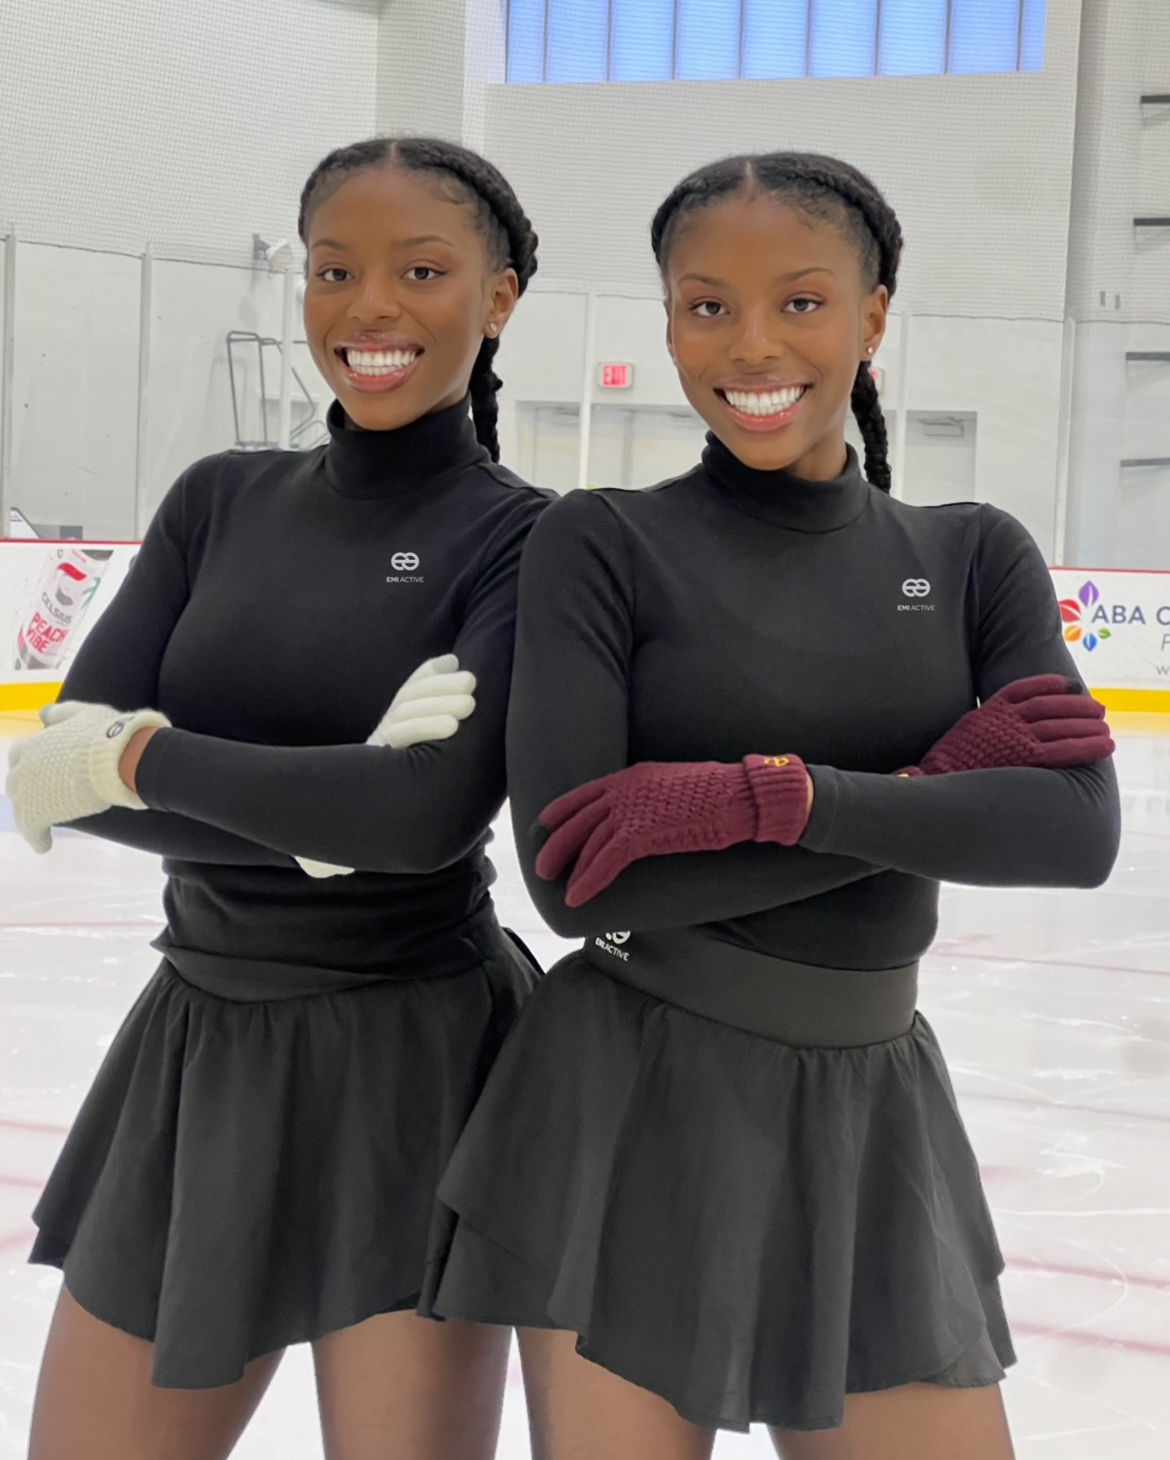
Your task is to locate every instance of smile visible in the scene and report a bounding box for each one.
[338,346,420,377]
[716,384,809,431]
[334,345,423,395]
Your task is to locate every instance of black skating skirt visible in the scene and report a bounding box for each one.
[30,914,538,1389]
[425,927,1015,1433]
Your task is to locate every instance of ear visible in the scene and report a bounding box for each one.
[861,283,889,361]
[664,302,676,361]
[485,267,521,339]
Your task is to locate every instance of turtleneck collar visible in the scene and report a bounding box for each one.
[322,396,487,499]
[701,433,871,532]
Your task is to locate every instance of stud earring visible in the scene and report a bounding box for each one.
[486,322,499,336]
[866,345,874,356]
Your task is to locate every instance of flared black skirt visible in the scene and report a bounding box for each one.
[426,941,1015,1432]
[30,918,537,1389]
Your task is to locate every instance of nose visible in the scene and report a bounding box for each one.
[730,305,781,367]
[349,269,402,325]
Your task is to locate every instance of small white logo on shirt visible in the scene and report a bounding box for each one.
[387,551,423,584]
[595,931,631,961]
[898,577,935,612]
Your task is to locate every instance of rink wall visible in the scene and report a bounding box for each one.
[3,543,1169,718]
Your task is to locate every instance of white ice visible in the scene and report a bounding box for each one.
[1,717,1168,1458]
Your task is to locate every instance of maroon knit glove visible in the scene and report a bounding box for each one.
[536,754,811,907]
[898,675,1113,779]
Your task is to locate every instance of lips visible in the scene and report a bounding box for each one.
[333,341,423,395]
[716,382,810,433]
[339,346,419,377]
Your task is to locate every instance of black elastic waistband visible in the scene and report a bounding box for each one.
[155,909,504,1002]
[582,928,917,1047]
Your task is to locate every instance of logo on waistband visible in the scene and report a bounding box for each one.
[595,931,631,961]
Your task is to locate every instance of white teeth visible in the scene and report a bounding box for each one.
[344,348,418,376]
[723,385,806,416]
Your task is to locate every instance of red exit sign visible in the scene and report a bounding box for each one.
[598,362,634,389]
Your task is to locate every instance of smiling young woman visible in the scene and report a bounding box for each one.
[10,137,550,1460]
[423,153,1119,1460]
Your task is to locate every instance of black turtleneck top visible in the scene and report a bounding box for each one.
[508,439,1120,965]
[62,399,549,981]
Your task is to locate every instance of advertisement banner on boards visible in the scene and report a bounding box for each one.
[1,544,1169,713]
[1,542,138,710]
[1049,568,1170,699]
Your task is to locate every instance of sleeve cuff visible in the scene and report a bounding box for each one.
[797,764,843,853]
[133,725,179,811]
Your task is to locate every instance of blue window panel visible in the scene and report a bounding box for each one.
[742,0,808,80]
[507,0,546,83]
[546,0,608,84]
[1020,0,1047,71]
[676,0,742,81]
[879,0,947,76]
[809,0,879,80]
[611,0,674,82]
[949,0,1021,75]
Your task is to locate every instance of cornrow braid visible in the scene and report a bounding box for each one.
[298,136,539,462]
[651,152,903,493]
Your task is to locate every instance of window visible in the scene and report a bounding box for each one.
[506,0,1047,83]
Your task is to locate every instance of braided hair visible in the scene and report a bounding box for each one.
[298,137,539,461]
[651,153,903,493]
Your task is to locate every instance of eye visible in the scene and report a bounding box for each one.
[317,266,350,284]
[785,296,821,315]
[690,299,727,318]
[406,266,444,282]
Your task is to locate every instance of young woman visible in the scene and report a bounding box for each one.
[6,137,547,1460]
[426,153,1120,1459]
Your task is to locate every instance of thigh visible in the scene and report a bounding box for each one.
[517,1328,716,1460]
[29,1285,283,1460]
[313,1309,511,1460]
[770,1382,1015,1460]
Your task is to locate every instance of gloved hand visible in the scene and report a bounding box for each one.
[6,701,172,854]
[899,675,1113,778]
[535,754,810,908]
[296,655,476,878]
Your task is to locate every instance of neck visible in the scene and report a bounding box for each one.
[701,434,870,533]
[322,395,486,499]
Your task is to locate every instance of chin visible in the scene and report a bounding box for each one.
[335,390,416,432]
[724,430,805,474]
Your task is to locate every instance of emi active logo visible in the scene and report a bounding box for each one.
[898,578,934,612]
[386,551,423,584]
[1059,579,1170,654]
[595,930,631,961]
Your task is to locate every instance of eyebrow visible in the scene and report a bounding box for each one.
[675,266,837,287]
[309,234,455,252]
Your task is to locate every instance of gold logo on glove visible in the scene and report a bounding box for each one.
[762,756,790,768]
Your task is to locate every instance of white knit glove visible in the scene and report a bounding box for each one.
[296,655,476,878]
[5,701,171,854]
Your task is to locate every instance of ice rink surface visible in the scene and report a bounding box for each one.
[1,715,1167,1458]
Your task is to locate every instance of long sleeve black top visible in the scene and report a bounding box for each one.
[62,399,549,981]
[507,438,1120,967]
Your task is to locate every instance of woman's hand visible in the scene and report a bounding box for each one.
[902,675,1113,778]
[295,655,477,879]
[535,754,811,907]
[5,701,171,853]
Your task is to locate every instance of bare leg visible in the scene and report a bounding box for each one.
[517,1328,716,1460]
[313,1310,511,1460]
[770,1383,1015,1460]
[29,1285,283,1460]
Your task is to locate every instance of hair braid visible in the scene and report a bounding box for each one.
[298,136,539,461]
[652,151,903,492]
[850,362,891,494]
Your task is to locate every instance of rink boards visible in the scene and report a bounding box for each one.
[1,541,1169,715]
